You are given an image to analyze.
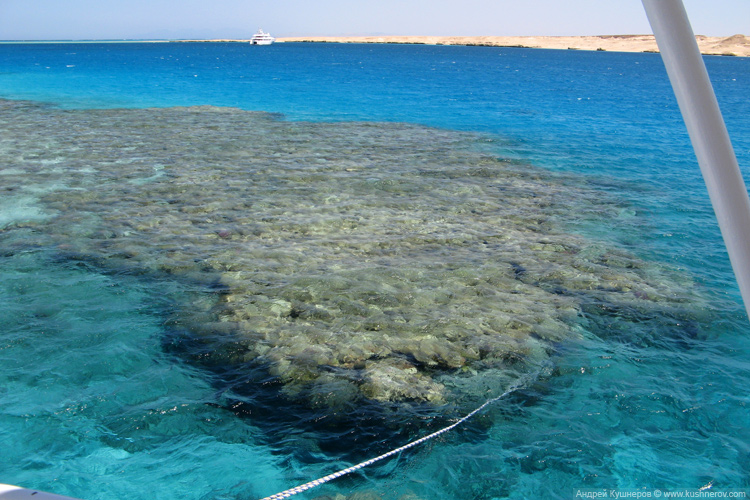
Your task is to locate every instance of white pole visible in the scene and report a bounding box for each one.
[642,0,750,318]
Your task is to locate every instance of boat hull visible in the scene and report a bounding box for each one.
[0,484,82,500]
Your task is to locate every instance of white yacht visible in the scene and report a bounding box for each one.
[250,29,275,45]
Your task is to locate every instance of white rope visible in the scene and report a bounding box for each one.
[258,371,537,500]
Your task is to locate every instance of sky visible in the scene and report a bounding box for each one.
[0,0,748,41]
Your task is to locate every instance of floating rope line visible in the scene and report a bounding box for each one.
[258,371,538,500]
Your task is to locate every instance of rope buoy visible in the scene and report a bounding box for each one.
[259,370,538,500]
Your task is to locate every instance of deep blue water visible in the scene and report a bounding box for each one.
[1,42,749,499]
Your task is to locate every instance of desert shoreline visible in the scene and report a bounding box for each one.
[185,34,750,57]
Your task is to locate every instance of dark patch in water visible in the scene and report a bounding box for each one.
[510,261,527,280]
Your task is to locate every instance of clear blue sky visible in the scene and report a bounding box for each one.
[1,0,747,41]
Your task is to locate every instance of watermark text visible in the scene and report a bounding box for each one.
[575,490,747,499]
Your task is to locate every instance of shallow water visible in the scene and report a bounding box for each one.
[0,248,291,499]
[1,42,749,499]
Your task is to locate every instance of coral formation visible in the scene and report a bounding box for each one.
[0,99,706,406]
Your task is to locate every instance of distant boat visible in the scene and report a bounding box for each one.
[250,29,275,45]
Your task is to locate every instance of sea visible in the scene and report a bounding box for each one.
[1,41,749,500]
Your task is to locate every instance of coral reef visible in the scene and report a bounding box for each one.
[0,99,707,406]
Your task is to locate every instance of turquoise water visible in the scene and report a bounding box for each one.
[1,42,749,499]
